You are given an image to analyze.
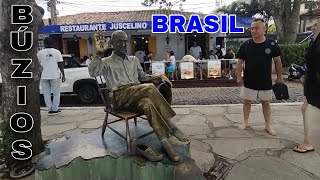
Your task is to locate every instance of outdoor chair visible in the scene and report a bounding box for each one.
[95,76,154,154]
[166,68,178,80]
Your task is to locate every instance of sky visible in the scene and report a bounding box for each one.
[35,0,236,19]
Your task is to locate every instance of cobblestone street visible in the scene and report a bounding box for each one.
[173,78,304,105]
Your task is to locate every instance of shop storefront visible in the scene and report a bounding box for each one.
[37,10,241,60]
[37,10,253,86]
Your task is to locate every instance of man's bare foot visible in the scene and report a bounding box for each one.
[239,123,248,130]
[265,126,277,136]
[294,143,314,151]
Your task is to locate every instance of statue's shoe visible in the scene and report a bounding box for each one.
[136,144,163,162]
[161,139,180,162]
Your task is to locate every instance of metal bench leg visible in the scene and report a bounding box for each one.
[134,117,137,126]
[126,118,132,154]
[101,112,109,136]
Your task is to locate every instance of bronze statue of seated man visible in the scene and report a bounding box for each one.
[88,30,190,162]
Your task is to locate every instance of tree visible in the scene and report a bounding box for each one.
[215,0,272,34]
[141,0,186,10]
[216,0,261,17]
[259,0,302,43]
[0,0,44,172]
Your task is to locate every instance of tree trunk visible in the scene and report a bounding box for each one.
[0,0,44,167]
[260,0,301,44]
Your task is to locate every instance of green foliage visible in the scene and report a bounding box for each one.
[215,0,262,17]
[226,41,242,54]
[141,0,185,10]
[279,43,309,67]
[267,24,276,34]
[0,121,13,153]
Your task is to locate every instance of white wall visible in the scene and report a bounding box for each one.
[40,31,221,61]
[124,31,186,61]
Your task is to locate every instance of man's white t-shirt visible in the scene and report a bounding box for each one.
[190,46,202,59]
[37,48,63,79]
[135,50,146,64]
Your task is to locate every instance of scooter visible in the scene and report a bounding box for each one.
[287,63,307,81]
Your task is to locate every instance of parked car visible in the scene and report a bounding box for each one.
[0,54,99,104]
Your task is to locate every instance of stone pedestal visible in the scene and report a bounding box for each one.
[35,121,204,180]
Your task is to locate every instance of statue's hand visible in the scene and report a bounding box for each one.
[159,75,172,88]
[94,30,110,53]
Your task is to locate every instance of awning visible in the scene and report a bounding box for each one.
[38,17,254,34]
[38,21,152,34]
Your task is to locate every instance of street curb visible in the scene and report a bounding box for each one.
[41,102,304,110]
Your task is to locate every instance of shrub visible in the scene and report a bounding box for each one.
[279,43,308,67]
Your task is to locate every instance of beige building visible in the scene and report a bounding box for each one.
[299,2,320,32]
[40,9,222,61]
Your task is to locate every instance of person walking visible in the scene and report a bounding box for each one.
[236,18,284,135]
[37,37,65,114]
[294,17,320,153]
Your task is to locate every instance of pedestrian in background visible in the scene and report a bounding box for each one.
[215,45,223,59]
[144,51,153,73]
[81,55,90,66]
[236,18,284,136]
[37,37,65,114]
[166,51,176,74]
[189,41,202,60]
[223,48,235,79]
[294,17,320,153]
[209,50,218,60]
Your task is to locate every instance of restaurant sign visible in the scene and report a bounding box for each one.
[38,21,152,34]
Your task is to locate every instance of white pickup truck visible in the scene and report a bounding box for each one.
[0,54,99,104]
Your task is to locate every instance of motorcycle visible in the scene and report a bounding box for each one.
[287,63,307,81]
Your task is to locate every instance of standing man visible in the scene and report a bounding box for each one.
[236,18,284,135]
[215,45,223,59]
[144,51,153,73]
[37,37,65,114]
[189,41,202,60]
[294,17,320,153]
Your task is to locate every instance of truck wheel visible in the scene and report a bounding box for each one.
[78,85,98,104]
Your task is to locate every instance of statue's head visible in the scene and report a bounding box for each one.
[110,30,128,57]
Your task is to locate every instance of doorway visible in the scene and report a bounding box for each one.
[185,33,210,59]
[66,40,80,59]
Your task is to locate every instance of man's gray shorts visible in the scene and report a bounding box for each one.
[240,86,272,101]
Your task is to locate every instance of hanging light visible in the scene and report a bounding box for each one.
[145,40,148,43]
[134,41,136,44]
[166,34,170,44]
[73,35,78,41]
[142,36,145,39]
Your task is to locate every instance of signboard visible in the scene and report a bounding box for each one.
[152,62,165,76]
[37,17,254,34]
[180,62,194,79]
[38,21,152,34]
[208,60,221,78]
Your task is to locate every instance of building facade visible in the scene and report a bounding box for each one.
[38,9,253,61]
